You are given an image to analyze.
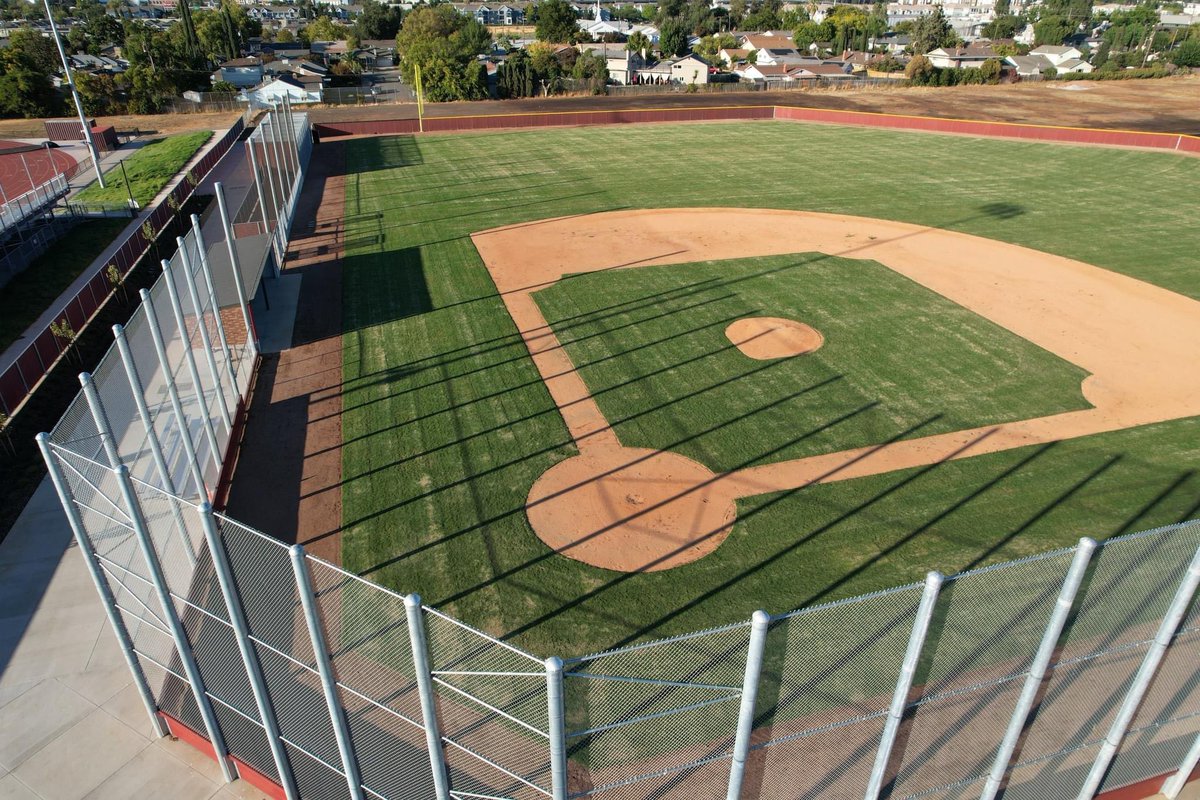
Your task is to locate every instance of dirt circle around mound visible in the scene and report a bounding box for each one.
[526,446,739,572]
[726,317,824,359]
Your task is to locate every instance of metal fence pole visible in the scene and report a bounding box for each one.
[980,539,1096,800]
[546,656,568,800]
[271,103,295,197]
[728,610,770,800]
[214,182,259,356]
[114,464,236,783]
[175,238,233,432]
[250,135,284,269]
[865,571,944,800]
[189,214,238,395]
[160,258,223,470]
[282,94,300,175]
[404,594,451,800]
[1077,544,1200,799]
[265,112,290,235]
[36,433,169,739]
[198,504,299,800]
[112,322,198,565]
[141,288,209,499]
[1162,728,1200,798]
[288,544,365,800]
[79,371,122,468]
[245,142,273,241]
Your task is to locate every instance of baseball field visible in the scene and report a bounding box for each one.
[327,120,1200,659]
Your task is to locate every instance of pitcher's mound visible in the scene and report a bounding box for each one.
[727,317,823,359]
[527,447,738,572]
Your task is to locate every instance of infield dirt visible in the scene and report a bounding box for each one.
[473,208,1200,573]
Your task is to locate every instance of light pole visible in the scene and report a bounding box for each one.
[33,0,106,188]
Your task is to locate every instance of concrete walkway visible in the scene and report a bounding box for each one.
[0,479,268,800]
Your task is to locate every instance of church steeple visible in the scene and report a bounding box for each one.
[595,0,602,21]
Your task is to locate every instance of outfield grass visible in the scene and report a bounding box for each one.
[0,218,131,354]
[339,123,1200,658]
[533,254,1090,471]
[74,131,212,207]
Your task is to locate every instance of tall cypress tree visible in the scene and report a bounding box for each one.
[178,0,202,64]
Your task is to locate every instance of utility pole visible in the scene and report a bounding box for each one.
[35,0,106,188]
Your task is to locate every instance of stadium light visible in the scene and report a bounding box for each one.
[31,0,106,188]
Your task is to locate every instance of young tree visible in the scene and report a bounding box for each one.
[50,319,81,365]
[904,52,934,82]
[534,0,579,43]
[1033,14,1074,46]
[1170,38,1200,66]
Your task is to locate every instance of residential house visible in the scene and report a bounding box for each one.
[636,54,710,84]
[869,33,911,54]
[1028,44,1086,65]
[358,40,397,68]
[245,73,324,104]
[213,56,265,88]
[604,48,648,83]
[925,42,998,67]
[1006,51,1093,75]
[718,48,749,66]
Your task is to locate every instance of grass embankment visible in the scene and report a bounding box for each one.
[74,130,212,207]
[0,218,130,354]
[338,123,1200,658]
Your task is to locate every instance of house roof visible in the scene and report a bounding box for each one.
[1057,57,1088,69]
[741,33,796,51]
[220,57,262,68]
[928,43,997,60]
[794,63,851,76]
[1030,45,1075,55]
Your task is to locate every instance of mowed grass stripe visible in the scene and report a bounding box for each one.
[338,122,1200,656]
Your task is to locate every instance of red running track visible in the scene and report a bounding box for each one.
[0,141,78,200]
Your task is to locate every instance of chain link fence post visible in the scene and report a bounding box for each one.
[727,610,770,800]
[865,571,943,800]
[79,371,121,468]
[199,504,299,800]
[189,214,238,395]
[405,594,451,800]
[214,182,259,357]
[1078,543,1200,799]
[36,433,168,739]
[176,237,233,432]
[160,258,223,469]
[980,538,1096,800]
[140,288,209,500]
[112,323,198,566]
[114,463,236,782]
[288,544,365,800]
[547,656,567,800]
[1162,729,1200,798]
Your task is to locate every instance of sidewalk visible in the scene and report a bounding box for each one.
[0,478,269,800]
[0,128,228,377]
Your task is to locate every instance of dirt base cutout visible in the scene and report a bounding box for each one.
[471,208,1200,573]
[726,317,824,359]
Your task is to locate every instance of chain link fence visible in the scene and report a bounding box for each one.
[33,105,1200,800]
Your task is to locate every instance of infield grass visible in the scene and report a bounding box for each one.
[533,254,1089,471]
[338,122,1200,658]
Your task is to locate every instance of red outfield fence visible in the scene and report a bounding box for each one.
[313,102,1200,155]
[0,119,245,416]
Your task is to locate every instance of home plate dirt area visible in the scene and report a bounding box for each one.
[470,207,1200,574]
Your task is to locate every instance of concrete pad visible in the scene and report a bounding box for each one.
[83,743,220,800]
[253,273,302,354]
[100,682,157,737]
[13,707,148,800]
[58,665,133,708]
[0,679,93,771]
[0,680,38,712]
[213,778,274,799]
[154,736,228,785]
[0,774,39,800]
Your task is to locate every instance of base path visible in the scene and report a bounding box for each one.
[472,208,1200,572]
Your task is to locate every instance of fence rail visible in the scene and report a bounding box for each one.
[0,118,246,416]
[37,101,1200,800]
